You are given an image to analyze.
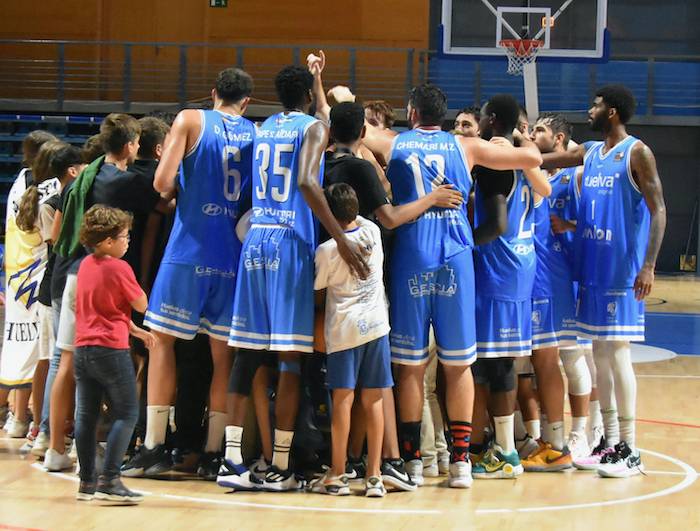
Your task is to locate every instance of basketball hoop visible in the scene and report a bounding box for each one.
[499,39,544,75]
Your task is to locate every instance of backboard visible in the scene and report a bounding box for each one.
[440,0,609,61]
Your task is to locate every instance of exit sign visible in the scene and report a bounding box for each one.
[210,0,227,6]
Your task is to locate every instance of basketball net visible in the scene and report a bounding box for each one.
[499,39,544,76]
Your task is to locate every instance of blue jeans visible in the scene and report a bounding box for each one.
[74,346,138,481]
[39,298,62,435]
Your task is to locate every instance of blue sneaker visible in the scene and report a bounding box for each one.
[472,444,524,479]
[216,459,262,491]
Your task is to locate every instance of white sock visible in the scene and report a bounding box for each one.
[494,415,515,454]
[609,341,636,450]
[545,421,565,451]
[272,429,294,470]
[593,341,620,447]
[204,411,228,453]
[525,419,541,440]
[571,416,587,436]
[225,425,244,464]
[514,410,527,440]
[603,409,620,447]
[588,399,603,443]
[145,405,170,450]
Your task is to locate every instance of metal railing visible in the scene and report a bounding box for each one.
[0,40,698,116]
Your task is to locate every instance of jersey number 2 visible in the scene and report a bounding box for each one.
[517,185,533,239]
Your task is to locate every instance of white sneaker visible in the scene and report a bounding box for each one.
[516,435,539,459]
[250,456,270,482]
[44,448,74,472]
[438,454,450,475]
[365,476,387,497]
[588,424,605,451]
[3,411,14,433]
[405,459,424,486]
[32,431,49,457]
[423,462,439,477]
[567,431,590,461]
[448,460,473,488]
[597,442,644,478]
[69,440,78,462]
[263,466,304,491]
[7,418,29,438]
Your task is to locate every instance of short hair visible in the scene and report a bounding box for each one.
[537,112,573,148]
[457,106,481,121]
[137,117,170,159]
[330,102,365,144]
[21,130,58,167]
[364,100,396,128]
[484,94,521,133]
[408,84,448,126]
[274,66,314,110]
[596,84,637,124]
[324,183,359,224]
[79,204,133,249]
[82,134,104,164]
[100,113,141,154]
[215,68,254,104]
[50,144,83,177]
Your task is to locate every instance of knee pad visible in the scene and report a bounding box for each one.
[490,358,516,393]
[279,359,301,375]
[560,348,592,396]
[583,347,596,388]
[471,359,490,386]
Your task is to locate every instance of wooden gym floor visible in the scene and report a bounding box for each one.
[1,274,699,530]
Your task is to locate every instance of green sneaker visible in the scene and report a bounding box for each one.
[472,444,524,479]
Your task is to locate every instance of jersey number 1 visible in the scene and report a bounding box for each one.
[407,153,446,197]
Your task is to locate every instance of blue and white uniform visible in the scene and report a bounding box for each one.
[574,136,649,341]
[229,112,321,353]
[474,170,535,358]
[145,110,254,341]
[531,168,578,349]
[387,128,476,366]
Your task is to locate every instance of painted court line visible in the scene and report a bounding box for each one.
[637,374,700,379]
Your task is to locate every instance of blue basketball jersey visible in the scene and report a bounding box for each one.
[386,128,473,272]
[533,194,573,298]
[162,110,254,269]
[547,167,578,265]
[574,136,650,288]
[250,111,323,246]
[474,170,535,301]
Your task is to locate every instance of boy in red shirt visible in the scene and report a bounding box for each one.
[73,205,155,503]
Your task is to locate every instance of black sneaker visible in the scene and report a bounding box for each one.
[197,452,222,481]
[94,476,144,504]
[76,480,96,501]
[121,444,172,477]
[345,456,366,481]
[263,465,304,491]
[380,458,417,492]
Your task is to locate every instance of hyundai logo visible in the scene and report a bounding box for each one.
[202,203,223,216]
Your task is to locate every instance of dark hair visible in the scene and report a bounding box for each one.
[324,183,359,224]
[215,68,254,104]
[330,102,365,144]
[82,134,104,163]
[50,144,83,177]
[595,84,636,124]
[145,110,177,126]
[100,113,141,154]
[458,106,481,121]
[536,112,573,148]
[484,94,521,133]
[363,100,396,128]
[21,130,57,167]
[408,84,448,126]
[274,65,314,110]
[137,117,170,159]
[79,204,133,248]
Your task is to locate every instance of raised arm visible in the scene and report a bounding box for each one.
[462,136,542,171]
[154,109,200,195]
[631,141,667,300]
[307,50,330,123]
[298,121,369,279]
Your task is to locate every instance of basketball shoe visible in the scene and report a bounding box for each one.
[121,444,172,477]
[94,476,144,504]
[309,472,350,496]
[405,458,425,486]
[365,476,387,497]
[250,456,271,482]
[216,460,262,491]
[566,431,590,461]
[263,466,304,491]
[380,458,417,491]
[516,435,540,459]
[448,460,473,488]
[521,440,572,472]
[573,437,615,470]
[597,442,644,478]
[472,445,523,479]
[197,452,222,481]
[346,455,366,481]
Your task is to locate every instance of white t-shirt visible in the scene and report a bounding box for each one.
[314,216,390,354]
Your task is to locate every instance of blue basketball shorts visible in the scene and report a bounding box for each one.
[229,225,315,353]
[575,286,645,341]
[475,296,532,358]
[326,335,393,390]
[531,291,578,350]
[389,249,476,367]
[144,262,236,342]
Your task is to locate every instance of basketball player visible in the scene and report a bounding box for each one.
[542,84,666,477]
[121,68,255,479]
[468,95,551,480]
[453,107,481,138]
[520,113,593,471]
[219,65,368,492]
[364,85,543,488]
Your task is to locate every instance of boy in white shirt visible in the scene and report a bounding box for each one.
[311,183,392,498]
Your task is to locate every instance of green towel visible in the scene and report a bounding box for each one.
[54,155,105,258]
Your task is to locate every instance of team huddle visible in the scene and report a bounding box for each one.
[2,52,666,503]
